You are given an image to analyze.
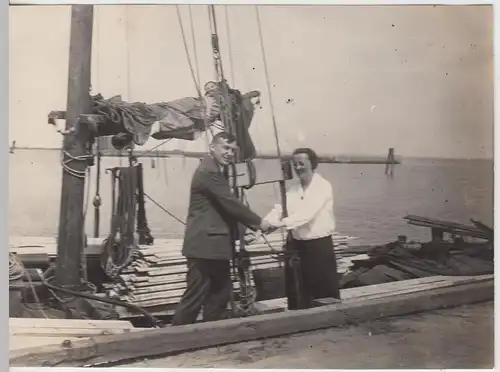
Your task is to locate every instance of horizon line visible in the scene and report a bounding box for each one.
[7,146,493,162]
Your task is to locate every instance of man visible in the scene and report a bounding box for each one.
[171,132,271,325]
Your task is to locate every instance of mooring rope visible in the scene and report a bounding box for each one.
[9,253,49,318]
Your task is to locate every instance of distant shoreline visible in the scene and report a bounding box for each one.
[9,146,402,164]
[8,146,494,163]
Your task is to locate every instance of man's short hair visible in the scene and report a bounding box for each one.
[292,147,319,170]
[211,131,237,145]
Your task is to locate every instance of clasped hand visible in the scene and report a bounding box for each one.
[244,218,285,245]
[260,218,285,233]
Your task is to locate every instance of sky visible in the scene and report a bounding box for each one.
[9,4,494,159]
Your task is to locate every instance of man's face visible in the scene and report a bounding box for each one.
[210,138,237,166]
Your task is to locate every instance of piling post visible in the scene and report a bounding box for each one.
[385,148,395,177]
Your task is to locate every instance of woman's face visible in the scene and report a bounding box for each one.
[292,153,313,180]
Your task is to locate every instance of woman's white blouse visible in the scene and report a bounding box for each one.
[265,172,336,240]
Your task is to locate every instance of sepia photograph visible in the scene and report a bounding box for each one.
[8,3,494,369]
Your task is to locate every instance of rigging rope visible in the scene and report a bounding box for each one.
[208,5,226,82]
[60,150,93,179]
[81,166,92,282]
[101,167,139,278]
[176,5,214,144]
[224,5,236,85]
[10,253,49,318]
[124,6,132,102]
[254,6,287,246]
[9,252,24,282]
[254,9,307,308]
[207,6,260,317]
[143,192,186,225]
[93,139,102,238]
[135,138,173,158]
[254,6,282,160]
[188,5,202,91]
[176,5,202,97]
[189,5,213,149]
[94,6,100,95]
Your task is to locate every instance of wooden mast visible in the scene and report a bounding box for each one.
[55,5,94,288]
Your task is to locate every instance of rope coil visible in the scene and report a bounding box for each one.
[61,150,93,179]
[101,167,140,279]
[9,253,24,282]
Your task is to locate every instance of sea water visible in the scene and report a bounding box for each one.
[9,149,493,246]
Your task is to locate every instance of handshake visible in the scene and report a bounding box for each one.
[244,205,287,245]
[260,218,285,233]
[244,218,286,245]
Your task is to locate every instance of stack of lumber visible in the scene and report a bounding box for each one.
[102,233,366,314]
[340,216,494,289]
[403,215,492,240]
[9,317,145,355]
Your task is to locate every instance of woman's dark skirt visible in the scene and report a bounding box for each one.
[285,235,341,309]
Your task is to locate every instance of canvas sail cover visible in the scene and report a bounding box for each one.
[92,82,260,160]
[91,93,218,147]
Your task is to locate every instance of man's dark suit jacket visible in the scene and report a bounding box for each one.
[182,154,262,261]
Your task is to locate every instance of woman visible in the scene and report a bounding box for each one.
[262,147,340,308]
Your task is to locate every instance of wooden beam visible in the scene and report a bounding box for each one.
[9,318,135,329]
[55,5,94,288]
[9,276,493,367]
[96,148,402,164]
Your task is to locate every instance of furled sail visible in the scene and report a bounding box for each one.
[91,81,260,157]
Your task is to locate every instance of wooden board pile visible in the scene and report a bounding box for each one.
[102,234,366,314]
[340,215,493,289]
[403,214,493,241]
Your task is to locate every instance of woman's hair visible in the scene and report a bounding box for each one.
[292,147,319,170]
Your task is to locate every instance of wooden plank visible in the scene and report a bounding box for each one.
[403,215,489,239]
[9,276,492,367]
[340,276,451,299]
[404,215,486,234]
[115,304,177,319]
[257,275,493,311]
[10,327,134,337]
[10,336,87,351]
[9,318,135,329]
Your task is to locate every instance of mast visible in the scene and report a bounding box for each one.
[55,5,94,288]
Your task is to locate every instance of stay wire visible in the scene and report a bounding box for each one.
[135,138,173,159]
[255,6,287,243]
[188,4,214,145]
[254,6,282,160]
[143,192,186,226]
[224,5,236,85]
[176,5,214,144]
[176,5,202,96]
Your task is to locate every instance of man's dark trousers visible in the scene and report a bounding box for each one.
[171,258,232,325]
